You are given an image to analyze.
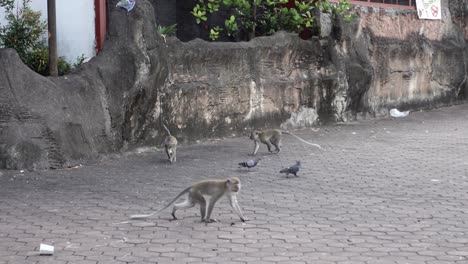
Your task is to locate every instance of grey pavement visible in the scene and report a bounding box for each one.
[1,104,468,264]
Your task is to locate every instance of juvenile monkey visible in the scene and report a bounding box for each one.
[249,129,321,156]
[130,177,248,223]
[162,124,177,163]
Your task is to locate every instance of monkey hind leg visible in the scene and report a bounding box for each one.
[266,142,274,153]
[165,147,172,163]
[187,191,208,222]
[272,142,281,153]
[171,199,195,220]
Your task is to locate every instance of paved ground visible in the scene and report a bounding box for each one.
[1,104,468,264]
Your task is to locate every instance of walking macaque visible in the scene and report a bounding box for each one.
[130,177,248,223]
[249,129,321,156]
[162,124,177,163]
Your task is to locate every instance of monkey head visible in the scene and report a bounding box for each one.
[226,177,241,193]
[249,131,259,140]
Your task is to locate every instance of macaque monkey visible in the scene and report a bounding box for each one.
[249,129,321,156]
[130,177,248,223]
[162,124,177,163]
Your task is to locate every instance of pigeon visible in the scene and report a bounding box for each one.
[280,161,301,177]
[238,158,261,170]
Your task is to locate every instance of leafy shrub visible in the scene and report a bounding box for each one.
[0,0,47,59]
[156,23,177,37]
[0,0,84,76]
[191,0,354,41]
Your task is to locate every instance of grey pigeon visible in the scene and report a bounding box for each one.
[238,158,261,170]
[280,161,301,177]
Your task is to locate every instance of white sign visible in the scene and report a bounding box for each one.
[415,0,442,20]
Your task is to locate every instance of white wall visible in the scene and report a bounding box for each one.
[0,0,96,63]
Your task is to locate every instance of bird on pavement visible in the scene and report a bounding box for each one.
[280,161,301,177]
[238,158,261,170]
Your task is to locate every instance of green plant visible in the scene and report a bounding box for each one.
[0,0,83,76]
[57,56,71,75]
[23,43,76,76]
[209,26,223,40]
[191,0,354,41]
[224,15,238,36]
[0,0,47,61]
[317,0,355,22]
[156,23,177,37]
[24,44,49,75]
[191,3,208,24]
[73,54,86,68]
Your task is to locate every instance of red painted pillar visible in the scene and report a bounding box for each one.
[95,0,107,53]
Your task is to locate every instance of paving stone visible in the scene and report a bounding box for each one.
[1,104,468,263]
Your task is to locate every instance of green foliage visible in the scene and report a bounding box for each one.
[73,54,87,68]
[0,0,84,76]
[224,15,238,36]
[191,0,354,41]
[209,26,223,40]
[0,0,47,59]
[23,44,82,76]
[206,0,220,12]
[57,54,86,76]
[317,0,355,22]
[57,56,71,75]
[156,23,177,37]
[24,44,49,75]
[191,3,208,24]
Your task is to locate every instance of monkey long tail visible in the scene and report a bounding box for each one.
[283,131,322,149]
[130,187,191,219]
[162,124,172,136]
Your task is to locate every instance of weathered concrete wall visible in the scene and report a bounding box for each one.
[0,0,169,170]
[147,1,467,142]
[0,0,466,170]
[336,1,467,119]
[152,34,342,143]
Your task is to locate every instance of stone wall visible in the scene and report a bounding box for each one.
[0,0,466,170]
[337,1,467,118]
[154,34,342,143]
[0,0,169,170]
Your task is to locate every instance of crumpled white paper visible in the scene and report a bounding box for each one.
[39,244,54,255]
[390,108,410,117]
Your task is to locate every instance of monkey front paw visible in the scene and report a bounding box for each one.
[203,218,218,223]
[241,218,249,222]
